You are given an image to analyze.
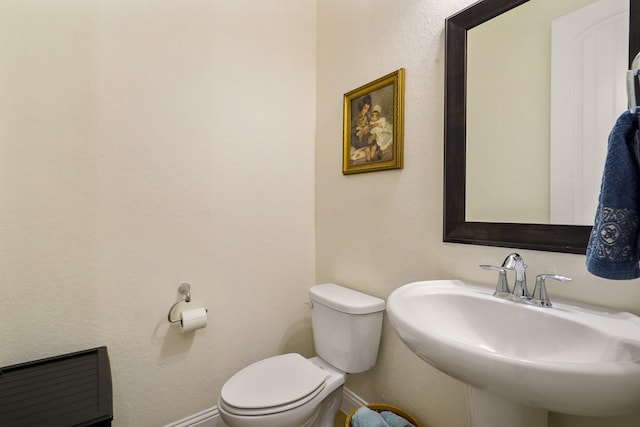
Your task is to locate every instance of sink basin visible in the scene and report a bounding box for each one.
[386,280,640,417]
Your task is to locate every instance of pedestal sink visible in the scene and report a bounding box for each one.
[386,280,640,427]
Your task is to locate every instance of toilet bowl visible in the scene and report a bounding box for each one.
[218,355,345,427]
[218,283,385,427]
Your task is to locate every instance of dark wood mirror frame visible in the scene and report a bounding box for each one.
[444,0,640,254]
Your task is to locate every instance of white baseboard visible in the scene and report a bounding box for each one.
[164,387,366,427]
[340,387,368,416]
[163,406,224,427]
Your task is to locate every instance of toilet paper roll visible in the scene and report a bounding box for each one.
[180,307,207,333]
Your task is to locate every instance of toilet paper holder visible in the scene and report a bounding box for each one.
[167,282,192,323]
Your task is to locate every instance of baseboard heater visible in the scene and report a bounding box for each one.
[0,346,113,427]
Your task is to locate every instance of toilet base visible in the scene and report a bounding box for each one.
[303,385,343,427]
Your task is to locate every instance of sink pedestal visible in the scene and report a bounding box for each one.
[466,386,548,427]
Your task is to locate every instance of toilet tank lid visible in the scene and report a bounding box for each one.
[309,283,385,314]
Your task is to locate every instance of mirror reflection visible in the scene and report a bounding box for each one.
[465,0,629,225]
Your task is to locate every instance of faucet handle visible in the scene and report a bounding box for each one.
[532,274,572,308]
[480,265,510,297]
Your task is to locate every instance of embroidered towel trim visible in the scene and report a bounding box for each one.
[586,110,640,279]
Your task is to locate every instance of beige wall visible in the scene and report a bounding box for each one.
[2,1,640,427]
[0,1,316,425]
[316,1,640,427]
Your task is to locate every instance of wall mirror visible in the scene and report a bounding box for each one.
[444,0,640,254]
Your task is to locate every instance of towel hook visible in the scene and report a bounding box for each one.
[627,52,640,113]
[167,282,192,323]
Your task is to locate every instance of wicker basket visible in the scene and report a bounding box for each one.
[344,403,421,427]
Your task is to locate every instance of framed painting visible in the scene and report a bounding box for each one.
[343,68,405,174]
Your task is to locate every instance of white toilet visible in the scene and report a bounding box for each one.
[218,283,385,427]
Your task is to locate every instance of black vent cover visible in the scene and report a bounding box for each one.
[0,347,112,427]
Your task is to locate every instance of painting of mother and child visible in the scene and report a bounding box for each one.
[351,93,394,164]
[343,69,404,174]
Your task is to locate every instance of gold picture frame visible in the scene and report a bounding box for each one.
[343,68,405,174]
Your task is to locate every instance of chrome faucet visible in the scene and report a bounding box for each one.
[481,253,571,308]
[501,253,529,299]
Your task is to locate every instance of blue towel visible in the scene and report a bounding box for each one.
[351,407,390,427]
[380,410,415,427]
[586,109,640,279]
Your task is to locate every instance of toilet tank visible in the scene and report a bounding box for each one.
[309,283,385,373]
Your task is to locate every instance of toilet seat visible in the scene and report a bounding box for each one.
[220,353,328,416]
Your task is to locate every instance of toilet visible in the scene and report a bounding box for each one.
[218,283,385,427]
